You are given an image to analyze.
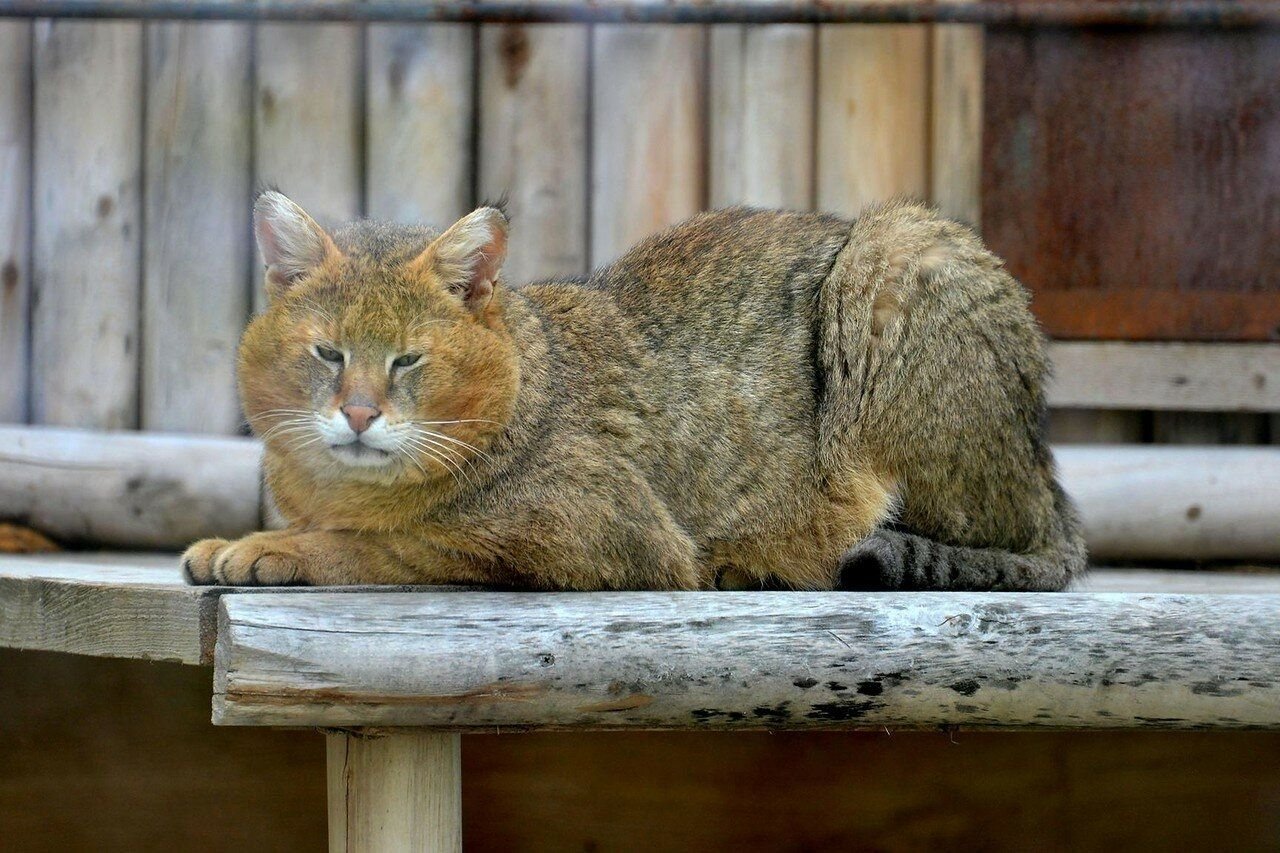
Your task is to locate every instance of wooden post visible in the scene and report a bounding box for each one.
[327,730,462,853]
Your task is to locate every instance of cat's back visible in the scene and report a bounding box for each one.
[592,207,852,346]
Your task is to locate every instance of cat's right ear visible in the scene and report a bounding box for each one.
[252,191,341,301]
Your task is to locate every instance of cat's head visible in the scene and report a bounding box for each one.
[239,190,519,484]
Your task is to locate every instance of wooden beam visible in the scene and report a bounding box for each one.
[1047,342,1280,412]
[327,731,462,853]
[0,424,262,548]
[0,19,30,423]
[1056,445,1280,561]
[214,589,1280,729]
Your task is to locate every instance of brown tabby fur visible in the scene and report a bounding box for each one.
[183,194,1086,590]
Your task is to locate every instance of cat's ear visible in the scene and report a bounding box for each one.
[417,206,508,311]
[252,191,341,300]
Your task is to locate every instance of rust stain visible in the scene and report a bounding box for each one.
[577,694,655,713]
[498,25,531,88]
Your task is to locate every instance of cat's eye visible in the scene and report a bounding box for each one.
[391,353,421,370]
[313,344,344,364]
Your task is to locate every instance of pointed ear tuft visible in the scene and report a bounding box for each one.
[252,191,339,299]
[419,207,508,312]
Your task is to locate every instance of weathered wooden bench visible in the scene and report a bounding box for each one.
[3,552,1278,850]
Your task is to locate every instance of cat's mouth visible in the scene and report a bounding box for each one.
[328,441,394,468]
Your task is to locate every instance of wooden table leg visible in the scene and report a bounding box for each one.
[326,730,462,852]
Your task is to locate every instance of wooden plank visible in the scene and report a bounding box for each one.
[32,20,142,428]
[983,29,1280,341]
[929,22,982,226]
[478,24,588,281]
[590,25,705,265]
[327,731,462,853]
[0,21,30,424]
[365,20,473,227]
[254,16,362,311]
[0,425,262,548]
[708,24,814,210]
[1056,445,1279,561]
[214,589,1280,729]
[143,18,252,434]
[0,552,218,664]
[816,24,928,216]
[1046,342,1280,412]
[1076,568,1280,595]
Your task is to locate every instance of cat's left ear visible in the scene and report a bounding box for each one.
[417,206,508,311]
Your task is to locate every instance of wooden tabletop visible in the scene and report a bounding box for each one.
[4,553,1279,730]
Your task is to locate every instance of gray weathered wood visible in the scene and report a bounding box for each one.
[327,731,462,853]
[1047,342,1280,412]
[214,589,1280,729]
[1056,445,1280,561]
[0,552,219,664]
[0,20,30,424]
[816,24,928,216]
[32,20,142,428]
[590,25,705,266]
[478,23,588,281]
[709,24,814,210]
[0,425,262,548]
[143,18,253,434]
[254,16,361,311]
[366,20,473,227]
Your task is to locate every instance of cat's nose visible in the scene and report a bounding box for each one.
[341,404,382,434]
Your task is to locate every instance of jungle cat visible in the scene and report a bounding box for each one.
[182,191,1086,591]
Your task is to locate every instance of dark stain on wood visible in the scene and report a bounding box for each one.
[498,26,531,89]
[95,195,113,219]
[1,260,17,294]
[951,679,982,696]
[793,677,819,689]
[983,28,1280,341]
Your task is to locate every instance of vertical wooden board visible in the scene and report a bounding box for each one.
[591,25,705,266]
[930,23,983,226]
[708,25,815,211]
[366,23,473,228]
[143,22,252,434]
[816,25,928,217]
[254,20,363,311]
[478,24,588,282]
[983,29,1280,341]
[32,21,142,429]
[0,23,30,424]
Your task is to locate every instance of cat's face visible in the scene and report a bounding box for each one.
[239,192,518,484]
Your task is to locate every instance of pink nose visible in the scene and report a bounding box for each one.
[341,404,381,434]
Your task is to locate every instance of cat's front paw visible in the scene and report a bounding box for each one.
[180,532,309,586]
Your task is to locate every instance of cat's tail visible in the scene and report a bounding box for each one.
[839,481,1087,592]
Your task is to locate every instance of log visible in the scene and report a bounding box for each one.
[143,16,253,434]
[0,425,262,548]
[32,19,142,428]
[214,589,1280,729]
[709,24,815,210]
[1056,445,1280,561]
[0,19,30,423]
[478,23,588,281]
[327,731,462,853]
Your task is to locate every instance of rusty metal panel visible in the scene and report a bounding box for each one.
[983,28,1280,341]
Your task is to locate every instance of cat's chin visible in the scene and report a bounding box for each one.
[327,442,396,469]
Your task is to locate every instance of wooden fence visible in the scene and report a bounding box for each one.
[0,19,1274,451]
